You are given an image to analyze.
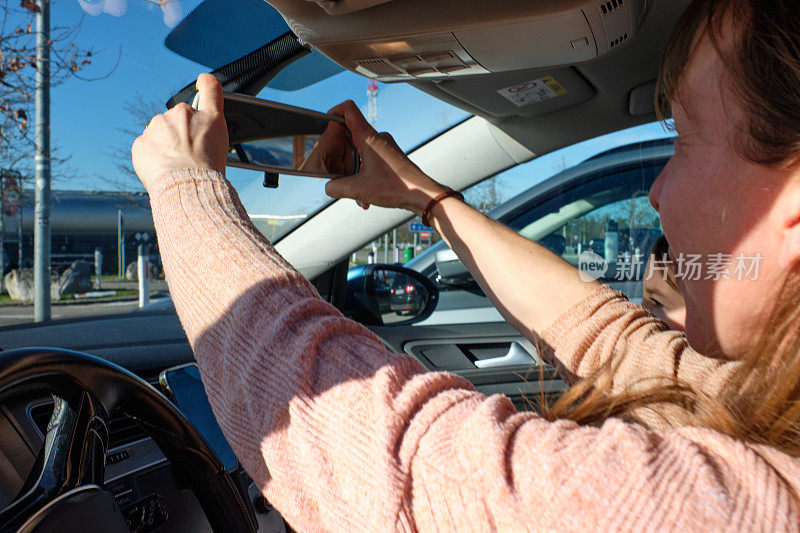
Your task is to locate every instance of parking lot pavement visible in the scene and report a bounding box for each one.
[0,278,171,328]
[0,297,170,327]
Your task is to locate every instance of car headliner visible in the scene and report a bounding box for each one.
[266,1,689,279]
[265,0,691,160]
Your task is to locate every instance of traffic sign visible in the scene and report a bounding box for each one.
[420,231,430,239]
[410,223,434,232]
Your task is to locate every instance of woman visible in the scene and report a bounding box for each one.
[132,0,800,530]
[642,236,686,332]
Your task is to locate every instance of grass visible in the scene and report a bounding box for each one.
[99,274,166,282]
[0,288,144,304]
[64,289,139,301]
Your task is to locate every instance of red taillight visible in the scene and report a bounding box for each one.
[405,284,415,293]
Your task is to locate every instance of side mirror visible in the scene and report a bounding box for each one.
[434,249,480,290]
[344,264,438,326]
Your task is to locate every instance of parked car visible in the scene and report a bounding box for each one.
[390,277,424,316]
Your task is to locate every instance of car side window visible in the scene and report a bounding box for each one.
[358,139,674,325]
[528,194,661,300]
[426,152,667,305]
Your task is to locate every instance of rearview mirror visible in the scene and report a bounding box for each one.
[344,264,438,326]
[220,93,359,180]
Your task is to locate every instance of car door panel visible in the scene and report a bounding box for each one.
[369,322,564,410]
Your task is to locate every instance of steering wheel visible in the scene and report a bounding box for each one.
[0,347,255,532]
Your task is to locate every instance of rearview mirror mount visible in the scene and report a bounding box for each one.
[434,249,481,291]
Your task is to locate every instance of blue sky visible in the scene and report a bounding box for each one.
[45,0,674,199]
[50,0,204,189]
[48,0,468,190]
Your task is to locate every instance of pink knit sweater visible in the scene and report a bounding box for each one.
[150,168,800,532]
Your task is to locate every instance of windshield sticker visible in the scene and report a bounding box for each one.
[497,76,568,107]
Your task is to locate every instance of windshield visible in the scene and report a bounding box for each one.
[229,72,471,241]
[0,0,666,329]
[0,0,469,326]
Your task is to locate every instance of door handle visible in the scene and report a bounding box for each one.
[473,342,535,369]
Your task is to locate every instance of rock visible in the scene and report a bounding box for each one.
[4,269,61,302]
[125,261,137,281]
[59,261,93,295]
[125,260,159,281]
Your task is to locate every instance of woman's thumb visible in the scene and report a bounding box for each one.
[325,174,360,200]
[195,73,223,117]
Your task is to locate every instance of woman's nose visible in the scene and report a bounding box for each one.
[649,162,668,213]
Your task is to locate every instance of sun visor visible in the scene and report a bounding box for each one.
[165,0,289,68]
[436,68,594,118]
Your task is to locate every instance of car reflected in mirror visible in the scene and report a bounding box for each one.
[383,272,428,324]
[344,264,438,326]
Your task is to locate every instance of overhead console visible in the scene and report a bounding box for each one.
[269,0,649,82]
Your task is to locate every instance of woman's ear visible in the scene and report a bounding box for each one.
[781,172,800,268]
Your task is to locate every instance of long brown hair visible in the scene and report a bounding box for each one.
[542,267,800,452]
[541,0,800,456]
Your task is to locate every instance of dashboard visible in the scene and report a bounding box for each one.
[0,311,288,532]
[0,262,543,531]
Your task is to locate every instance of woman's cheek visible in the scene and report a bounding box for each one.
[665,306,687,332]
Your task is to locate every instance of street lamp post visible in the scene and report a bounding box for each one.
[33,0,51,322]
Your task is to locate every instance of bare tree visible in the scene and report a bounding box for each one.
[105,91,162,191]
[0,0,112,187]
[465,176,503,213]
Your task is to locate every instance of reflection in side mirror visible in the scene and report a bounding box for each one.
[381,272,429,325]
[343,264,438,326]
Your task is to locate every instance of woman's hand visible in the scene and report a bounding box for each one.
[132,73,229,192]
[298,119,357,176]
[321,100,448,215]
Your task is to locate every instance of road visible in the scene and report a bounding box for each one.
[0,296,172,327]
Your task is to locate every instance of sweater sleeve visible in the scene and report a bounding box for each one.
[536,285,741,424]
[147,169,794,532]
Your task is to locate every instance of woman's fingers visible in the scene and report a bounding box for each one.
[322,101,427,212]
[379,131,402,153]
[131,73,230,191]
[324,174,362,200]
[328,100,377,150]
[195,73,224,117]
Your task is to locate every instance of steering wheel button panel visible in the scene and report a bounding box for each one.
[105,479,132,496]
[114,492,136,508]
[122,493,168,533]
[107,450,130,465]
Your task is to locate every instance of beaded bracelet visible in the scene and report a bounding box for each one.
[422,189,464,227]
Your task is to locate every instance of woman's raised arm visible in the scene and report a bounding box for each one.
[322,100,600,337]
